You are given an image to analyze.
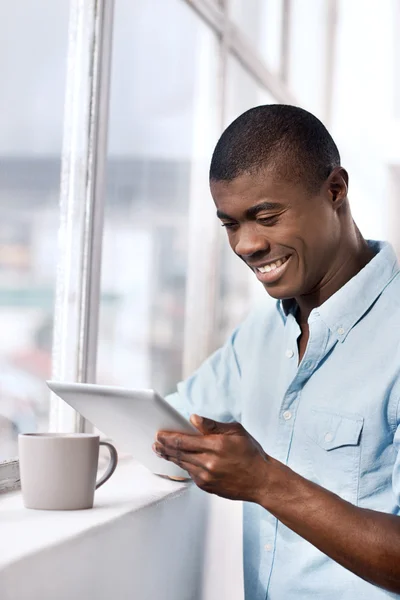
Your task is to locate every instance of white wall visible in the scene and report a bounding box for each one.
[202,497,244,600]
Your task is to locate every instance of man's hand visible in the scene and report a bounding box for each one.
[153,415,271,502]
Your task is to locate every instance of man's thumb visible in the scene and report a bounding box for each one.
[190,414,241,435]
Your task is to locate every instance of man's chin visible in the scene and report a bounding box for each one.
[261,281,297,301]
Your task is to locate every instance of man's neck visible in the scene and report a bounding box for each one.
[295,237,376,325]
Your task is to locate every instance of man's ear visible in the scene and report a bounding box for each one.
[327,167,348,209]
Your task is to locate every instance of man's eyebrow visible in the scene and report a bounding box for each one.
[216,201,284,221]
[245,201,284,218]
[216,209,234,220]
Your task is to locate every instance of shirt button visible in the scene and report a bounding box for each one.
[285,349,294,358]
[264,543,273,551]
[304,361,313,369]
[283,410,292,421]
[324,432,333,443]
[337,327,345,335]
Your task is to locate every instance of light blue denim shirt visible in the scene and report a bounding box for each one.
[166,240,400,599]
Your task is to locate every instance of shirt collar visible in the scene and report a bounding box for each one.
[276,241,400,341]
[276,297,296,321]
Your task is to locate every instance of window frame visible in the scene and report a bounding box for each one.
[49,0,115,432]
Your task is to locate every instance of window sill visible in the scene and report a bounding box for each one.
[0,460,208,600]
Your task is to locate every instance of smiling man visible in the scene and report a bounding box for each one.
[153,105,400,599]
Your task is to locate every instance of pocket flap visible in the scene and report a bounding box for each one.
[307,408,364,451]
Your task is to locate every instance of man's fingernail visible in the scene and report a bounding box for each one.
[153,444,163,457]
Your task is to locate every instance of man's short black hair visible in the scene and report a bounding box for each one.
[209,104,341,193]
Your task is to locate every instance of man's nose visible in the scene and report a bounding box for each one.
[234,226,270,258]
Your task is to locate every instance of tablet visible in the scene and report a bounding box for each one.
[46,381,198,479]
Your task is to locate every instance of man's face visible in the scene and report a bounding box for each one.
[210,168,344,300]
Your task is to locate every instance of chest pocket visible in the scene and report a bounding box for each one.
[304,407,364,504]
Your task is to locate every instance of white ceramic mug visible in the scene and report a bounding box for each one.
[18,433,118,510]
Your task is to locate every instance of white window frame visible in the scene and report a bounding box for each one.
[1,0,338,491]
[186,0,297,104]
[49,0,115,432]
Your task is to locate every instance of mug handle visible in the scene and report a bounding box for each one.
[96,440,118,489]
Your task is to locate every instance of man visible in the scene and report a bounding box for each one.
[153,105,400,599]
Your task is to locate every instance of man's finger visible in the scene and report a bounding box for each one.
[156,431,214,453]
[190,415,243,436]
[153,442,208,470]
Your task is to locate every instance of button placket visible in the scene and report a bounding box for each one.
[258,517,277,591]
[277,318,331,468]
[282,313,300,386]
[274,318,300,465]
[296,318,330,384]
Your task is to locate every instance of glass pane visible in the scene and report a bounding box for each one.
[331,0,394,242]
[215,58,277,346]
[226,56,276,123]
[97,0,219,395]
[230,0,284,73]
[0,1,69,459]
[287,0,328,117]
[396,3,400,118]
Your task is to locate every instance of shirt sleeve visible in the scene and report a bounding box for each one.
[165,326,243,424]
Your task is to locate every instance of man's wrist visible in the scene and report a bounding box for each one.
[255,455,306,514]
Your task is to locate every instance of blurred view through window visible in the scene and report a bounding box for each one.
[97,0,219,395]
[0,1,69,460]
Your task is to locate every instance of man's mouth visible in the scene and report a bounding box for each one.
[255,255,290,273]
[250,255,291,284]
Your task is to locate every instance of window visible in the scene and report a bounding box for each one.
[287,0,328,117]
[394,0,400,117]
[0,0,69,460]
[97,0,220,392]
[2,0,335,484]
[230,0,285,74]
[0,0,296,481]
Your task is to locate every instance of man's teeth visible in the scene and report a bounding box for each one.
[257,257,288,273]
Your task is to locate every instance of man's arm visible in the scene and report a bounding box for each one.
[261,456,400,593]
[165,327,243,423]
[154,417,400,594]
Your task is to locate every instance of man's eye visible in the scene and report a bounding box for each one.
[258,216,279,226]
[221,222,237,230]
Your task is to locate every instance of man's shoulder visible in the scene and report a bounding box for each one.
[373,270,400,328]
[381,269,400,305]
